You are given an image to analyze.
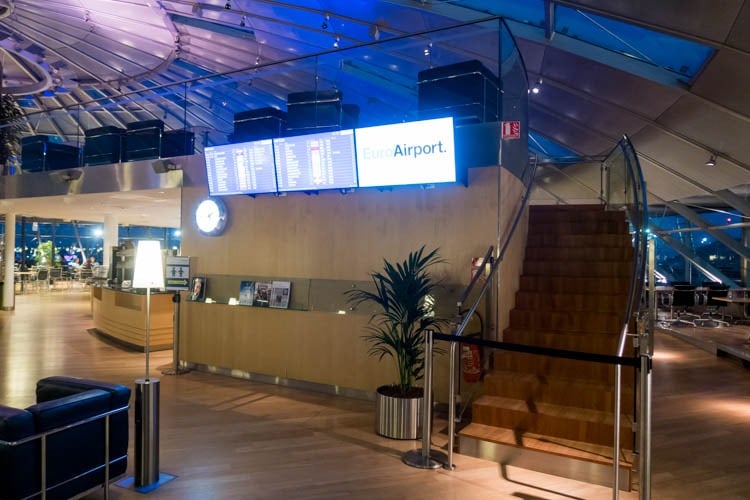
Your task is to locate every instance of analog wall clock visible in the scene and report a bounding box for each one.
[194,198,228,236]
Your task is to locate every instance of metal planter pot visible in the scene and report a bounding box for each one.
[374,385,423,440]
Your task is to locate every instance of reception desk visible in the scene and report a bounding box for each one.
[91,285,174,351]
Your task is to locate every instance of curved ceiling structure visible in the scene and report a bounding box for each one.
[0,0,748,220]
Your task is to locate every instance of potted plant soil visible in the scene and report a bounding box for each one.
[346,246,446,439]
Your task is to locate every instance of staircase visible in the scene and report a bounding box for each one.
[459,204,637,490]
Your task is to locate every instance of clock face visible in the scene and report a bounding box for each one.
[195,198,228,236]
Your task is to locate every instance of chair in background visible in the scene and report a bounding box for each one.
[35,268,50,294]
[49,267,70,290]
[75,268,94,288]
[698,282,730,327]
[666,283,700,327]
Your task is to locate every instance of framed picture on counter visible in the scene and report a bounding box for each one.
[190,277,207,301]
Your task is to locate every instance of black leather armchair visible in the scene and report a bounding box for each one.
[0,376,130,499]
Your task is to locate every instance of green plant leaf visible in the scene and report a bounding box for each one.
[345,245,448,394]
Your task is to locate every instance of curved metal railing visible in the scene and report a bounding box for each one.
[426,135,650,498]
[443,155,539,468]
[602,135,649,498]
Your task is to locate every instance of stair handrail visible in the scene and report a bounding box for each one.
[602,135,649,499]
[445,155,539,469]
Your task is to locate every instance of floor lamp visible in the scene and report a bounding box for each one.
[131,240,167,490]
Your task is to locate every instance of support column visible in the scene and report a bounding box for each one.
[3,212,16,310]
[742,226,749,286]
[103,215,119,271]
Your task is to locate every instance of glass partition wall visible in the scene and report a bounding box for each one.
[0,17,514,277]
[5,17,508,156]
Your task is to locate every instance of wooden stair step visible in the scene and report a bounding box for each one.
[528,206,627,223]
[459,422,633,467]
[482,369,635,413]
[528,220,629,235]
[525,246,634,262]
[519,275,631,294]
[526,233,632,248]
[509,309,623,333]
[492,350,635,383]
[523,260,633,278]
[472,394,634,446]
[501,329,630,355]
[514,290,627,313]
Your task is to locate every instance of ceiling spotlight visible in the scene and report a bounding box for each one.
[224,1,231,9]
[240,16,246,27]
[255,55,261,65]
[705,155,716,167]
[424,43,432,56]
[333,36,340,48]
[322,13,330,30]
[529,77,543,94]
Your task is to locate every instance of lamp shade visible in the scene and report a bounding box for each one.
[132,240,165,289]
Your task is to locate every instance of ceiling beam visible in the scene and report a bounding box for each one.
[534,73,750,173]
[715,189,750,216]
[649,221,740,287]
[666,201,750,262]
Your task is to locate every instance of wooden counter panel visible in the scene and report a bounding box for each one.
[92,288,174,350]
[181,303,396,392]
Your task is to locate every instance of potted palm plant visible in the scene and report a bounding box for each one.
[346,246,446,439]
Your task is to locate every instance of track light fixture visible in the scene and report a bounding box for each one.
[705,155,716,167]
[322,13,330,30]
[240,16,246,27]
[529,77,543,94]
[224,1,231,10]
[333,36,340,48]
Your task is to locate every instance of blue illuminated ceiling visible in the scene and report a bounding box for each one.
[3,0,749,211]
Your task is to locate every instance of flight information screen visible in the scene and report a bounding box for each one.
[273,129,357,192]
[205,139,277,196]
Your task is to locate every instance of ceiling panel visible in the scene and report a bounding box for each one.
[727,1,750,51]
[690,50,750,116]
[529,106,615,155]
[539,45,683,119]
[657,94,750,168]
[530,84,648,138]
[567,0,744,43]
[632,125,750,194]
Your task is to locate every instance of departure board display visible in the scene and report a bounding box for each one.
[273,129,357,192]
[204,139,277,196]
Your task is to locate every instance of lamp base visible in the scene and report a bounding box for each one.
[134,378,160,487]
[115,472,176,493]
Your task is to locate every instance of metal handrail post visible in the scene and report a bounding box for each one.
[104,414,110,500]
[41,435,47,500]
[638,238,656,500]
[613,362,622,499]
[639,353,652,499]
[447,340,457,470]
[402,329,445,469]
[421,329,433,459]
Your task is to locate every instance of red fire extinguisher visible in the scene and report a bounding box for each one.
[461,342,482,383]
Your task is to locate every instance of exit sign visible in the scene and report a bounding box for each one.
[501,121,521,140]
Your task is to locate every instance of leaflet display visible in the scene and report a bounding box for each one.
[273,130,357,192]
[205,139,277,196]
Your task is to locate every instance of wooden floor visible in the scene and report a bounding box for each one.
[2,292,750,499]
